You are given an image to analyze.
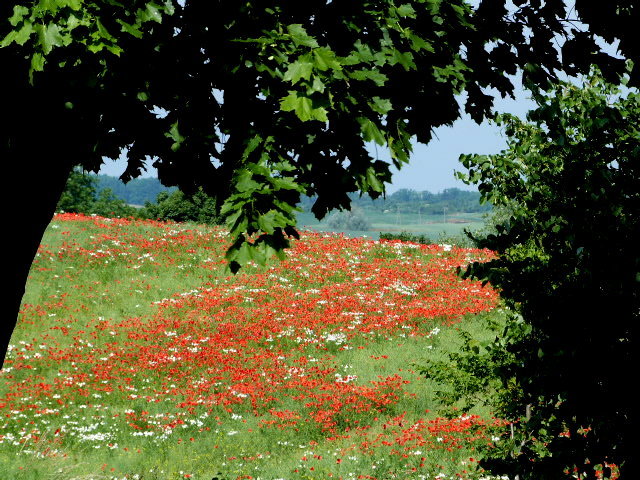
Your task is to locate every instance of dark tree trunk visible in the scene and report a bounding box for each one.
[4,153,74,369]
[2,52,77,368]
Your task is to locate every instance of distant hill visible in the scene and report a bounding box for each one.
[94,175,176,206]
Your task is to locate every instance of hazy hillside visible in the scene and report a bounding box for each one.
[94,174,176,205]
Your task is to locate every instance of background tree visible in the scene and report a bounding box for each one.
[90,188,137,217]
[57,168,136,217]
[1,0,636,370]
[326,207,372,231]
[56,168,98,214]
[456,68,639,479]
[141,188,221,225]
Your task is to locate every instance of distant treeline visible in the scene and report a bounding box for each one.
[59,171,220,225]
[300,188,489,215]
[92,174,487,216]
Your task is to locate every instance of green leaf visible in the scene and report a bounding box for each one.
[408,33,434,53]
[162,0,175,16]
[247,161,271,177]
[56,0,82,9]
[106,44,123,56]
[257,211,285,234]
[166,122,185,151]
[313,47,341,71]
[224,205,249,236]
[271,176,302,192]
[87,42,105,53]
[287,24,319,48]
[307,76,325,94]
[96,19,116,42]
[9,5,30,27]
[31,53,45,71]
[348,69,388,86]
[280,92,328,122]
[283,58,313,84]
[66,14,83,31]
[344,40,374,65]
[235,170,261,193]
[278,91,304,116]
[388,137,410,165]
[242,135,264,161]
[232,241,254,265]
[365,167,385,192]
[369,96,393,114]
[138,2,163,23]
[310,106,328,122]
[390,49,415,70]
[117,19,143,38]
[1,22,34,47]
[373,51,388,66]
[29,52,46,83]
[38,0,59,13]
[359,117,386,145]
[396,4,417,17]
[36,23,65,54]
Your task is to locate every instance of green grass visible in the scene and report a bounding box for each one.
[1,214,506,480]
[296,210,486,240]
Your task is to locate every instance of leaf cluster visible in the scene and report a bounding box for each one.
[1,0,172,81]
[456,67,640,479]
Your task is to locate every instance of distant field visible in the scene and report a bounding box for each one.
[1,214,506,480]
[296,210,487,240]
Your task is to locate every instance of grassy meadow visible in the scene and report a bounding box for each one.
[1,213,508,480]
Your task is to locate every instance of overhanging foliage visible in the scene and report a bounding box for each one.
[457,68,639,479]
[2,0,634,271]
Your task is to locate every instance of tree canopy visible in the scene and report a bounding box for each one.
[2,0,635,271]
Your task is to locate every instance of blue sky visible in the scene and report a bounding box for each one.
[99,82,537,194]
[384,85,536,193]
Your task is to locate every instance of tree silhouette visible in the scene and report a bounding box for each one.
[1,1,636,373]
[458,69,639,478]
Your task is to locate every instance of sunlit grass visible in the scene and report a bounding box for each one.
[1,213,506,480]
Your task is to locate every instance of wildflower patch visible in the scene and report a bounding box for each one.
[1,214,503,479]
